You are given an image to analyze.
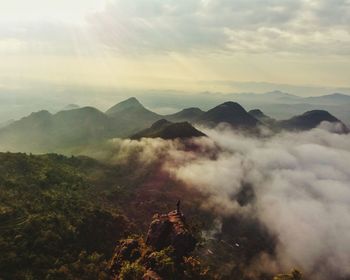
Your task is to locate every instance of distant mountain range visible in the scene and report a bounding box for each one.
[0,97,348,152]
[62,104,80,111]
[229,91,350,106]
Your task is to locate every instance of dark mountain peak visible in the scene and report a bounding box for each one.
[151,119,171,129]
[279,110,349,132]
[197,101,260,129]
[165,107,204,122]
[177,107,204,117]
[181,107,203,114]
[249,109,277,127]
[121,97,142,106]
[77,106,103,113]
[55,106,106,118]
[249,109,266,119]
[105,97,162,136]
[217,101,246,112]
[300,110,338,121]
[105,97,144,115]
[131,120,206,140]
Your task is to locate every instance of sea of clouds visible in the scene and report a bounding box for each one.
[96,122,350,279]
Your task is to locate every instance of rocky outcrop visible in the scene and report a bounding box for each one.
[146,210,196,259]
[109,206,203,280]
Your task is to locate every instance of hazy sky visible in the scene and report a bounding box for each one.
[1,0,350,94]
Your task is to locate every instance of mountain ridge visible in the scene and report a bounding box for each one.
[0,97,348,152]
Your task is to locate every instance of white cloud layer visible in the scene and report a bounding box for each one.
[89,0,350,55]
[107,123,350,279]
[166,125,350,279]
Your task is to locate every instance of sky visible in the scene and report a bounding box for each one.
[0,0,350,94]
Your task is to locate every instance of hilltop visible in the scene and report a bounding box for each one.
[131,119,206,140]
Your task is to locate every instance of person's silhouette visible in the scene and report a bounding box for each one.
[176,200,181,213]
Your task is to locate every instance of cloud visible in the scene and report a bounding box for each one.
[163,124,350,279]
[1,0,349,58]
[72,121,350,278]
[88,0,350,55]
[102,123,350,279]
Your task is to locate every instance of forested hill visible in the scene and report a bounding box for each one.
[0,152,209,279]
[0,152,135,279]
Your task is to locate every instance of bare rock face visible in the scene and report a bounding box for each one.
[146,210,197,259]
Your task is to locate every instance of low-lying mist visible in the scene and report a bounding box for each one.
[86,123,350,279]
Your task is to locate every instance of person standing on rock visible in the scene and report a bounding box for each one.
[176,200,181,213]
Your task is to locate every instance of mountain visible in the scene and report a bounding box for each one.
[106,97,161,121]
[196,101,260,129]
[1,97,348,153]
[165,107,205,122]
[50,107,113,146]
[0,97,165,152]
[0,152,131,280]
[0,110,54,151]
[258,90,302,102]
[0,119,15,129]
[110,208,199,279]
[0,107,113,152]
[263,90,300,99]
[248,109,276,127]
[62,104,80,111]
[106,97,162,136]
[249,109,271,120]
[303,93,350,105]
[221,91,350,125]
[131,119,206,140]
[230,90,302,104]
[0,151,299,280]
[279,110,349,132]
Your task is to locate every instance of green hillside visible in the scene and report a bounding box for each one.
[0,153,135,279]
